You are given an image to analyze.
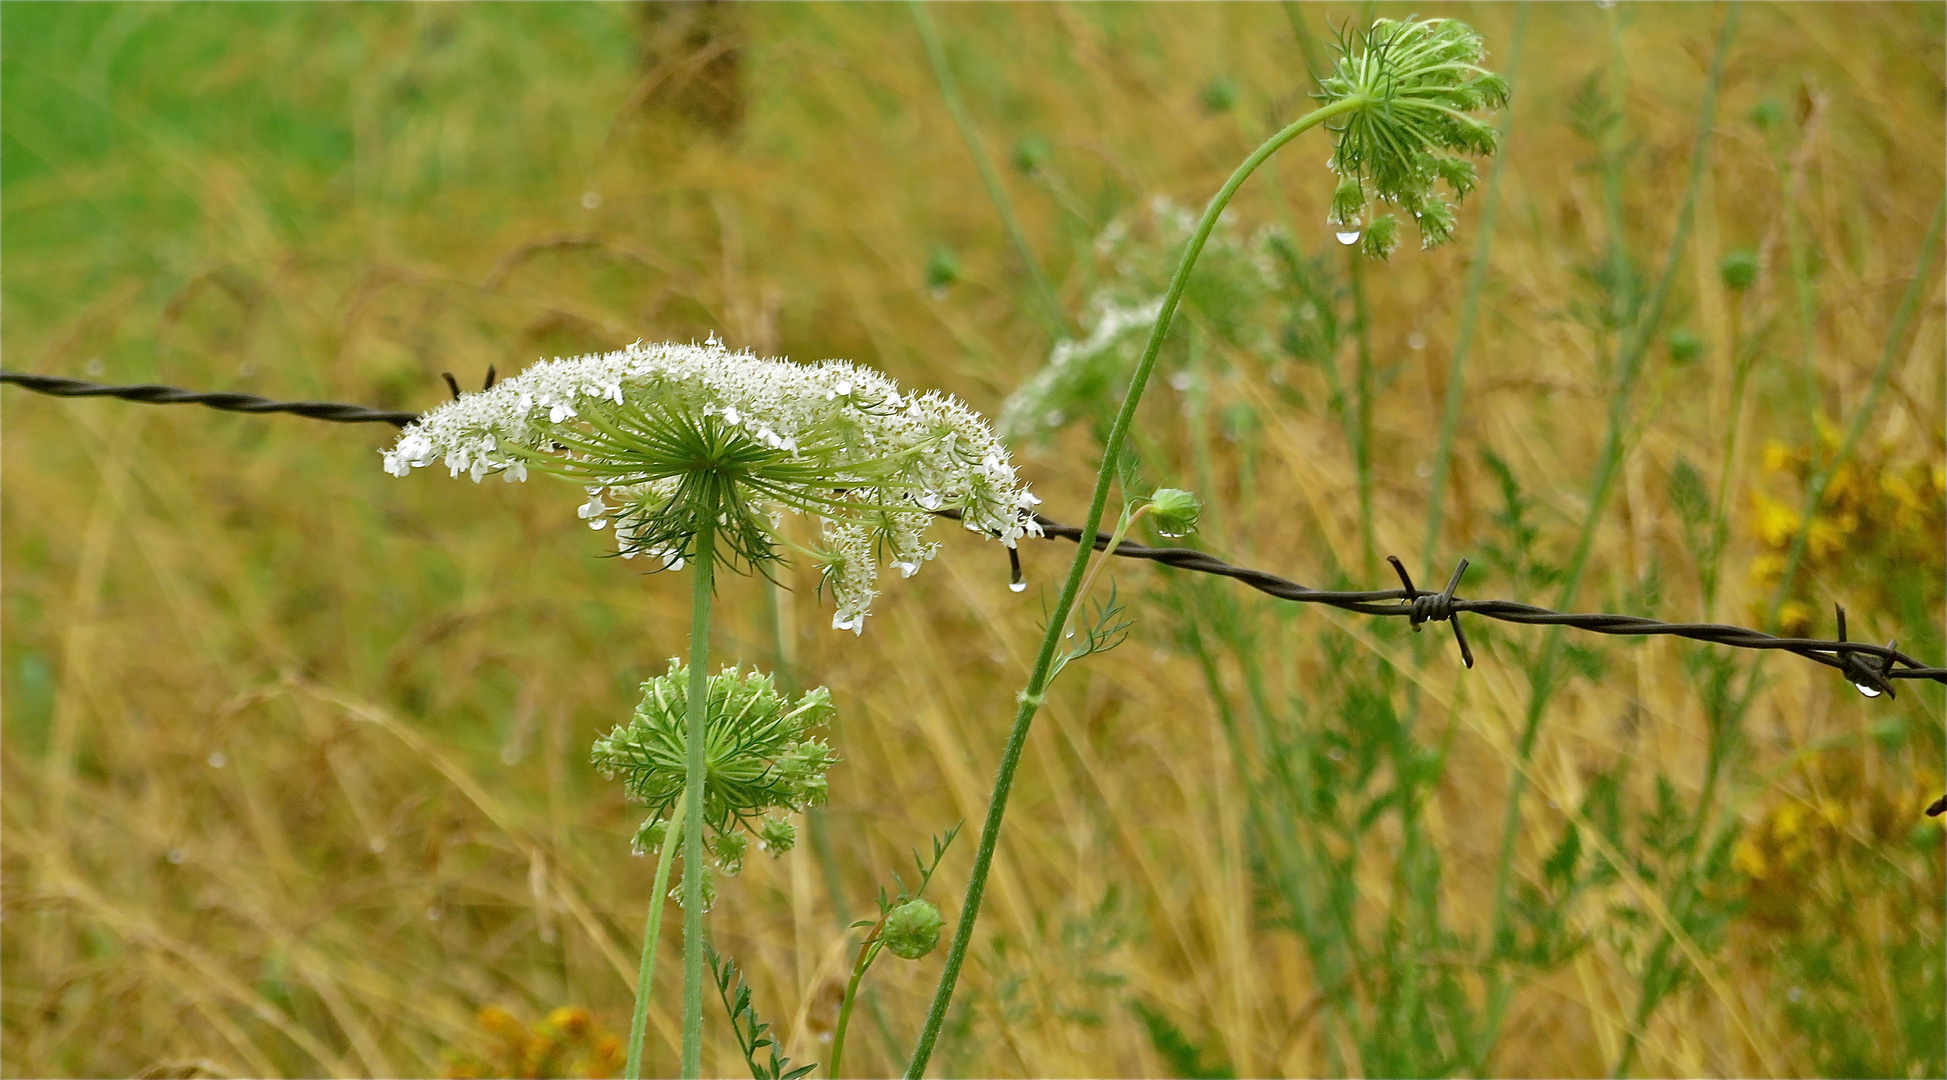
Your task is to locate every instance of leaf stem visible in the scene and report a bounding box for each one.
[902,93,1363,1079]
[625,799,686,1079]
[828,916,887,1079]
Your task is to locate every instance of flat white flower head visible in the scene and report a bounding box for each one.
[383,340,1040,632]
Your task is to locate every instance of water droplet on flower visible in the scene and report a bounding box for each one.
[581,190,602,209]
[1009,581,1027,593]
[206,750,227,769]
[1853,681,1883,698]
[1336,230,1362,246]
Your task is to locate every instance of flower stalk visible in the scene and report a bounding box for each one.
[902,92,1359,1078]
[905,18,1506,1075]
[677,510,714,1078]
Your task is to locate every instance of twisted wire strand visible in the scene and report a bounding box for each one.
[7,371,1939,684]
[0,371,420,427]
[7,370,1943,705]
[11,369,1942,813]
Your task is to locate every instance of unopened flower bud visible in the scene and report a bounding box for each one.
[1147,488,1202,538]
[881,899,945,960]
[712,832,748,875]
[758,817,797,855]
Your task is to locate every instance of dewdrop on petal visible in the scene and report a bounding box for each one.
[382,340,1041,634]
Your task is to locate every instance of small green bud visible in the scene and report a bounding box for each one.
[1362,214,1400,260]
[1146,488,1202,538]
[1330,176,1364,228]
[712,831,748,875]
[881,899,945,960]
[1719,249,1758,292]
[758,816,797,855]
[925,249,961,292]
[631,817,669,857]
[1011,135,1052,174]
[673,862,716,911]
[1199,76,1239,114]
[1415,199,1457,249]
[1667,328,1704,365]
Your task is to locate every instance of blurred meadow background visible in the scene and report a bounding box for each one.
[2,2,1942,1077]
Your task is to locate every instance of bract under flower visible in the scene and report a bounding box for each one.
[383,340,1040,632]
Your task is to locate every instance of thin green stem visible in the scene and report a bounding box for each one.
[1349,249,1378,582]
[625,800,686,1080]
[911,0,1069,337]
[680,513,717,1079]
[1473,7,1736,1067]
[828,923,885,1079]
[902,93,1364,1080]
[1419,7,1527,572]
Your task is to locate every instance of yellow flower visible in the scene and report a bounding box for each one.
[1777,600,1814,638]
[1732,837,1769,879]
[1807,517,1845,561]
[1750,493,1801,549]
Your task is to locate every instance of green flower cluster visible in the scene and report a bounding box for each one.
[1318,16,1510,258]
[592,662,836,876]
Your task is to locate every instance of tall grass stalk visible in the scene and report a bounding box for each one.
[904,92,1365,1078]
[1419,9,1528,572]
[1476,4,1738,1061]
[911,1,1069,337]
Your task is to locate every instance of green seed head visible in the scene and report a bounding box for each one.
[1720,249,1759,292]
[881,899,945,960]
[1146,488,1203,538]
[592,663,837,869]
[1317,17,1509,258]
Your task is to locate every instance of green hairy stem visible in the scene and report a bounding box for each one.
[903,93,1363,1078]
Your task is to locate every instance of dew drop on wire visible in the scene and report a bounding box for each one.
[1335,230,1361,246]
[1009,581,1027,593]
[1853,681,1883,698]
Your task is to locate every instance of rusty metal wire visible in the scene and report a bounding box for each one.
[7,369,1944,812]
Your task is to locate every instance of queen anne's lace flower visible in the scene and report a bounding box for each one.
[384,339,1040,632]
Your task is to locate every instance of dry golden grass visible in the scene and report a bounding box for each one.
[3,4,1941,1077]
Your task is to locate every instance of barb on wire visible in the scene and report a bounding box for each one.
[6,368,1945,817]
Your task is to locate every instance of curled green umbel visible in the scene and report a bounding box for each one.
[1319,16,1510,258]
[592,661,836,886]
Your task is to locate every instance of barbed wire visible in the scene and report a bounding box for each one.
[7,369,1942,814]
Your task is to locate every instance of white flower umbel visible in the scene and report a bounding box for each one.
[383,339,1040,633]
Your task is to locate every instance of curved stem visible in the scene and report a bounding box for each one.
[902,94,1362,1079]
[680,515,717,1078]
[828,923,885,1079]
[625,800,687,1079]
